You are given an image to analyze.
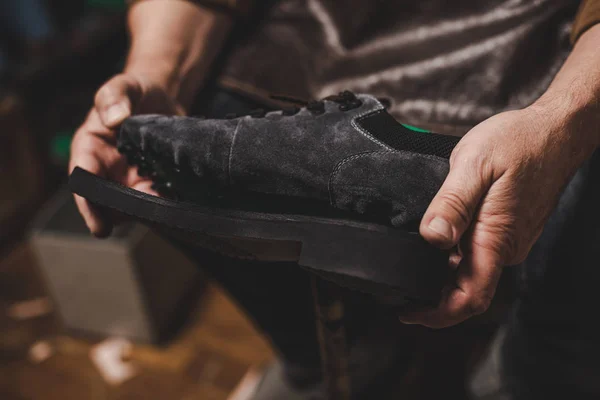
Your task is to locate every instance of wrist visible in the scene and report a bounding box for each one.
[125,0,232,109]
[124,57,185,99]
[530,24,600,151]
[527,93,600,167]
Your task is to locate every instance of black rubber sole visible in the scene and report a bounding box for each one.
[69,167,449,306]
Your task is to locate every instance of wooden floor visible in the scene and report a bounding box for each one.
[0,243,273,400]
[0,241,505,400]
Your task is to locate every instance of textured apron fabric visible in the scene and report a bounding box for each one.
[220,0,580,133]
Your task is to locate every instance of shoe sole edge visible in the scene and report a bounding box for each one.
[69,167,448,305]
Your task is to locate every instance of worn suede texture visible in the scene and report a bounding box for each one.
[331,150,449,227]
[123,115,239,184]
[121,95,452,228]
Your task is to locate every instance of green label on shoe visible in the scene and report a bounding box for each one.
[401,123,430,133]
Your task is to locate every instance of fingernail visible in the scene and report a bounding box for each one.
[428,217,453,241]
[104,103,129,125]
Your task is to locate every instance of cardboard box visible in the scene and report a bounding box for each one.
[31,189,203,343]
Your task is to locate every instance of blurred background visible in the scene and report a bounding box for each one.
[0,1,277,399]
[0,1,511,399]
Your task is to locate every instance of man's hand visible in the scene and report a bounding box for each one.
[69,0,232,237]
[402,22,600,329]
[69,74,184,237]
[400,99,597,328]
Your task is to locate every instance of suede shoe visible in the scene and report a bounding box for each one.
[70,91,460,306]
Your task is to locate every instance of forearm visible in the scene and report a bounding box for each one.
[124,0,233,108]
[533,24,600,151]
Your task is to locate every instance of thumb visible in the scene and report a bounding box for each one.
[420,157,491,249]
[94,74,143,128]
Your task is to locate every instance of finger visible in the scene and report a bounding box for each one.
[420,154,492,249]
[69,127,119,237]
[95,74,143,128]
[449,248,462,270]
[69,151,113,238]
[131,179,159,196]
[399,249,502,328]
[400,195,508,328]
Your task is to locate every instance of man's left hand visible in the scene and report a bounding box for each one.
[400,100,597,328]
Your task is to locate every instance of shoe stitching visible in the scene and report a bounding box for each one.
[329,149,448,207]
[350,103,393,151]
[228,119,243,185]
[328,151,390,207]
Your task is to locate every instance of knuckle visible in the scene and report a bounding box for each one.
[471,220,518,264]
[501,232,518,261]
[502,234,524,264]
[450,143,496,189]
[448,146,462,165]
[438,191,472,226]
[468,294,492,316]
[449,145,487,170]
[508,242,534,265]
[94,74,131,106]
[94,84,116,106]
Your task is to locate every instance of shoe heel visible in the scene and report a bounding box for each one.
[298,227,448,305]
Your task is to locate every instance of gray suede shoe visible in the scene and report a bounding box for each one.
[70,91,460,306]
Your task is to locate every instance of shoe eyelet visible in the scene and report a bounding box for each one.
[250,108,266,118]
[339,100,362,112]
[340,90,355,100]
[282,106,300,116]
[307,101,325,115]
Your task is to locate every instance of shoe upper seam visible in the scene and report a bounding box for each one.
[328,150,391,207]
[228,119,243,185]
[327,147,448,208]
[350,106,394,152]
[327,150,444,220]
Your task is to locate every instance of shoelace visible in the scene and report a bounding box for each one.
[225,90,365,120]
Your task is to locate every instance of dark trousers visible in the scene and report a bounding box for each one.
[185,88,600,399]
[502,147,600,399]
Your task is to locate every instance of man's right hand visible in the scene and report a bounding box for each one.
[68,0,233,237]
[69,73,184,237]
